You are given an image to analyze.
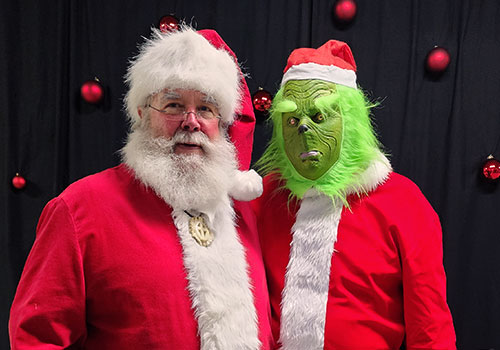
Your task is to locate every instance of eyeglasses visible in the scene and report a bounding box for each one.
[147,104,220,121]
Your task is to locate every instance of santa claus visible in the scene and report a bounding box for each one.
[10,26,273,349]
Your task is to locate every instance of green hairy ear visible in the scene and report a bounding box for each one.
[256,83,382,204]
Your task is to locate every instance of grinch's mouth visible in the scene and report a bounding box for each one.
[300,150,320,159]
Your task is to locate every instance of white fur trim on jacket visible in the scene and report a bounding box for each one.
[279,154,392,349]
[172,199,260,350]
[125,26,241,127]
[346,151,392,195]
[279,192,343,350]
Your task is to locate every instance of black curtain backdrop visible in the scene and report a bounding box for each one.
[2,0,500,348]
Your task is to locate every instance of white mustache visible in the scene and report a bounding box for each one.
[172,130,210,147]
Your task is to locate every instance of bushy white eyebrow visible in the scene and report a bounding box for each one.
[202,95,218,107]
[160,91,181,100]
[157,91,218,108]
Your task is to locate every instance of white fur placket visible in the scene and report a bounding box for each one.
[279,191,343,350]
[172,199,260,350]
[279,154,392,350]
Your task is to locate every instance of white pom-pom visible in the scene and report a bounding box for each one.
[229,170,263,201]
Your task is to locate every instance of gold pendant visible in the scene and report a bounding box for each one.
[188,216,214,247]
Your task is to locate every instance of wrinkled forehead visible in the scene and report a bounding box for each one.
[153,89,218,106]
[282,80,337,102]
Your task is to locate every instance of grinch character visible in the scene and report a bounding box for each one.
[254,40,456,349]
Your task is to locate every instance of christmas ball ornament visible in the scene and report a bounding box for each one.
[80,80,104,104]
[482,155,500,181]
[159,15,179,33]
[12,173,26,189]
[252,89,272,112]
[426,47,450,73]
[334,0,357,22]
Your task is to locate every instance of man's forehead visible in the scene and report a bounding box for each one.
[156,89,218,105]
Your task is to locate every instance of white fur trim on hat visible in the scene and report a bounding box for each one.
[125,26,241,126]
[228,169,263,201]
[281,62,357,89]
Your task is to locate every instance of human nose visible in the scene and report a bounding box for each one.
[180,111,201,132]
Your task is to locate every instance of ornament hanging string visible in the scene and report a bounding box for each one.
[84,2,95,74]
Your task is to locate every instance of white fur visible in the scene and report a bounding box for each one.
[279,154,391,350]
[121,128,260,349]
[172,201,260,350]
[281,62,357,89]
[346,151,392,195]
[229,169,263,201]
[121,127,237,213]
[279,192,343,350]
[125,26,240,128]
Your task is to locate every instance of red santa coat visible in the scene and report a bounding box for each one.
[254,167,456,350]
[10,164,274,349]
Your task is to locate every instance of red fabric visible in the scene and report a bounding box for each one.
[283,40,357,74]
[10,165,273,349]
[199,29,255,171]
[254,172,456,350]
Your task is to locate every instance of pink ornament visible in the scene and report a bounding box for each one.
[12,174,26,189]
[482,155,500,181]
[334,0,357,22]
[80,80,104,104]
[252,89,272,112]
[426,47,450,73]
[159,15,179,33]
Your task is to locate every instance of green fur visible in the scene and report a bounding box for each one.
[256,83,381,204]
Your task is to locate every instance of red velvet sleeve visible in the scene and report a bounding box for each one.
[396,182,456,350]
[9,198,87,349]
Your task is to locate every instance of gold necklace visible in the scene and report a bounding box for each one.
[184,210,214,247]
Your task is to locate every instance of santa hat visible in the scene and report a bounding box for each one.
[281,40,358,89]
[198,29,256,172]
[125,26,241,126]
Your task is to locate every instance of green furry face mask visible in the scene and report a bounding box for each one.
[281,80,342,180]
[257,79,381,202]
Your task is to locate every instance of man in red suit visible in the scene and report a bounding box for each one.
[255,40,456,349]
[10,26,273,349]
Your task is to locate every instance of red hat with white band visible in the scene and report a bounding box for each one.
[281,40,358,89]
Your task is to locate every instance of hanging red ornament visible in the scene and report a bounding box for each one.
[12,173,27,189]
[252,89,273,112]
[482,155,500,181]
[80,79,104,104]
[426,47,451,73]
[159,15,179,33]
[334,0,357,22]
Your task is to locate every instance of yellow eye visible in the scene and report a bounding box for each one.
[313,113,324,123]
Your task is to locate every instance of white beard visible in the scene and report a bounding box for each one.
[121,127,238,213]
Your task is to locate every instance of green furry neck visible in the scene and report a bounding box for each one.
[256,83,382,204]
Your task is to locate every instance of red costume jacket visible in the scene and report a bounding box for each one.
[10,164,274,349]
[255,171,456,350]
